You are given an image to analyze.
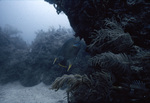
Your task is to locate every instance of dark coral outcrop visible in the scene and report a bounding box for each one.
[45,0,150,49]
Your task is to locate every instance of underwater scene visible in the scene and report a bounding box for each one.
[0,0,150,103]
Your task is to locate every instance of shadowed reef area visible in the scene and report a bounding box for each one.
[45,0,150,103]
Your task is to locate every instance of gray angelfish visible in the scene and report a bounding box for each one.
[53,37,84,71]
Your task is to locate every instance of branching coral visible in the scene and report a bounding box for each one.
[88,19,133,54]
[51,74,92,92]
[90,71,113,98]
[51,71,113,103]
[89,52,130,72]
[89,52,131,85]
[68,70,113,103]
[51,52,131,102]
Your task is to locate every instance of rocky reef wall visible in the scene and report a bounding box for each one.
[45,0,150,48]
[45,0,150,103]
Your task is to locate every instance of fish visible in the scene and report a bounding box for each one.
[53,37,85,71]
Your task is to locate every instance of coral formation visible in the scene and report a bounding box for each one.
[46,0,150,103]
[1,0,150,103]
[51,74,91,92]
[89,52,130,71]
[45,0,150,48]
[88,19,133,54]
[44,0,150,103]
[51,71,113,103]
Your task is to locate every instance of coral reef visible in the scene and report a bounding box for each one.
[87,19,133,54]
[51,74,91,92]
[45,0,150,103]
[51,71,112,103]
[89,52,131,83]
[45,0,150,48]
[0,27,91,86]
[1,0,150,103]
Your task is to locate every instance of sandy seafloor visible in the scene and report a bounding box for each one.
[0,82,67,103]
